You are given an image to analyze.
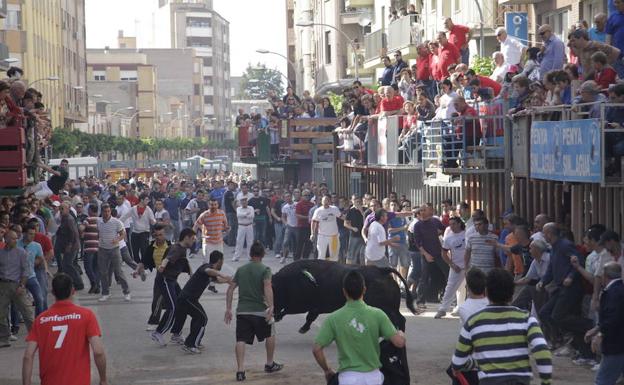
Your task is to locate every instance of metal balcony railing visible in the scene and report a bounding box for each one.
[387,14,421,52]
[364,29,385,62]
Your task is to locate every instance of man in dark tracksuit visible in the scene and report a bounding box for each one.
[150,228,195,346]
[170,250,232,353]
[141,227,172,329]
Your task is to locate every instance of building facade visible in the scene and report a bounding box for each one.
[155,0,231,141]
[0,0,86,129]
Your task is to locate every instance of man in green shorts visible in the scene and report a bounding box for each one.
[225,241,283,382]
[312,270,406,385]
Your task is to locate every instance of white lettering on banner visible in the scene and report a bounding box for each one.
[562,127,582,145]
[576,154,590,176]
[542,154,555,173]
[531,128,548,145]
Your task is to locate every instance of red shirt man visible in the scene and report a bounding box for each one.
[454,97,482,142]
[594,67,617,90]
[295,194,314,228]
[476,75,502,96]
[437,32,461,79]
[379,87,405,114]
[447,23,470,52]
[23,274,108,385]
[415,46,432,81]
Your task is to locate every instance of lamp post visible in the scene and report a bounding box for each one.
[256,48,299,88]
[27,75,60,88]
[296,20,359,80]
[249,67,293,89]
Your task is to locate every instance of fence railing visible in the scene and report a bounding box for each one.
[364,29,385,62]
[387,14,421,52]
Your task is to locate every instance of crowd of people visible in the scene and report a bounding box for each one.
[1,156,623,383]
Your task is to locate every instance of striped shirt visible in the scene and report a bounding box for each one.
[466,232,498,273]
[82,216,99,253]
[195,209,228,244]
[452,306,552,385]
[96,217,124,250]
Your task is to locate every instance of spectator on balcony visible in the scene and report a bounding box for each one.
[508,75,532,116]
[6,66,23,80]
[490,51,510,83]
[427,41,443,82]
[408,4,417,15]
[590,13,608,42]
[380,55,394,86]
[415,44,436,100]
[568,28,621,80]
[415,92,436,122]
[320,97,336,119]
[605,82,624,176]
[392,51,408,86]
[465,69,502,97]
[538,25,566,78]
[519,47,542,82]
[572,80,606,119]
[553,70,573,105]
[444,18,472,65]
[398,101,418,147]
[398,68,415,101]
[591,51,618,91]
[606,0,624,77]
[454,96,481,147]
[495,27,527,67]
[434,79,458,120]
[436,32,461,80]
[0,80,20,129]
[376,86,404,118]
[563,63,582,97]
[282,86,301,104]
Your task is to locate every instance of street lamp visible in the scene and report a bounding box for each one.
[296,20,359,80]
[250,66,293,89]
[255,49,298,85]
[3,57,19,64]
[27,75,60,87]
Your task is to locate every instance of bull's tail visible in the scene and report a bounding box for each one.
[380,267,417,315]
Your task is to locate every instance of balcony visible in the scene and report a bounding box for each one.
[345,0,373,7]
[340,9,371,25]
[186,26,212,37]
[498,0,541,4]
[387,14,421,53]
[364,29,385,62]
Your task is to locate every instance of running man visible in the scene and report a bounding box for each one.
[150,228,195,346]
[225,241,283,381]
[170,250,232,354]
[22,273,108,385]
[311,195,343,261]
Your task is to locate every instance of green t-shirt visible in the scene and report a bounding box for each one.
[314,300,397,373]
[234,261,272,313]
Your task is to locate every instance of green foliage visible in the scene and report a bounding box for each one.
[471,56,495,77]
[50,128,236,159]
[240,63,285,100]
[326,92,344,115]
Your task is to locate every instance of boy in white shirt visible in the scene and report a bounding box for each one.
[458,268,489,326]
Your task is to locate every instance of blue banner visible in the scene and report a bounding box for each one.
[530,119,602,183]
[505,12,528,44]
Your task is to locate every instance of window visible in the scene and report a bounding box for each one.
[194,84,201,95]
[431,0,437,11]
[5,9,21,30]
[202,57,212,67]
[543,8,570,42]
[187,17,211,28]
[204,95,213,104]
[325,31,332,65]
[93,70,106,81]
[120,70,138,81]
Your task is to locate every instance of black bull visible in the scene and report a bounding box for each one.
[272,260,415,385]
[272,260,416,332]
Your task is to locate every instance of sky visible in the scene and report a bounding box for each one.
[85,0,288,77]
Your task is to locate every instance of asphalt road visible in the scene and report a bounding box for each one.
[0,245,596,385]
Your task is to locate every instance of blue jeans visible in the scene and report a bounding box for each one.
[254,220,268,247]
[26,276,45,316]
[613,58,624,80]
[595,353,624,385]
[408,251,422,283]
[273,222,284,255]
[226,212,237,246]
[460,47,470,65]
[35,267,48,309]
[83,251,100,288]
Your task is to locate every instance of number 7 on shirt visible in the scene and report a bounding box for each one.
[52,325,68,349]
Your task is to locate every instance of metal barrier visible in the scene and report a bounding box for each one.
[364,29,385,62]
[420,100,508,174]
[387,14,421,52]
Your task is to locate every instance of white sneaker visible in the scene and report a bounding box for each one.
[555,345,574,357]
[275,254,281,259]
[124,293,131,302]
[231,256,239,262]
[591,362,601,371]
[98,295,110,302]
[9,334,17,341]
[145,325,157,331]
[182,345,201,354]
[280,256,287,264]
[151,331,167,346]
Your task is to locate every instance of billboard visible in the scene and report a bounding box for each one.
[505,12,528,44]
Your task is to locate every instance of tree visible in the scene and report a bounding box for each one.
[240,63,284,100]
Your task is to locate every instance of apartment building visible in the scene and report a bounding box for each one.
[155,0,231,141]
